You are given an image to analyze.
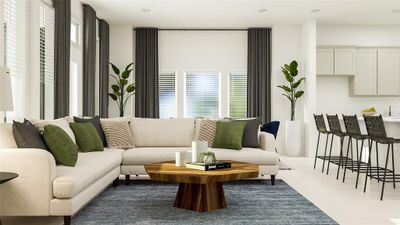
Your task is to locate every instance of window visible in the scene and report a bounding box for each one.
[3,0,30,121]
[185,72,219,118]
[229,73,247,118]
[70,61,79,116]
[71,19,79,45]
[159,72,176,118]
[40,1,55,119]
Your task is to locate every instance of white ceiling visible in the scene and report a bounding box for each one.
[81,0,400,27]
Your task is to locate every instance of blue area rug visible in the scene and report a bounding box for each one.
[72,180,337,225]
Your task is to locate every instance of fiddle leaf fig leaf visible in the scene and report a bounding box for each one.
[110,62,120,75]
[111,85,120,92]
[291,77,305,89]
[120,79,128,86]
[108,93,117,101]
[125,62,134,71]
[294,91,304,98]
[127,84,135,93]
[121,69,132,79]
[277,85,291,93]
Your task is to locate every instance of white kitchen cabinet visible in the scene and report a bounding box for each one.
[352,50,377,96]
[334,49,355,75]
[317,49,334,75]
[377,50,400,96]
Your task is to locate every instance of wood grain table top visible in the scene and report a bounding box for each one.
[145,161,259,184]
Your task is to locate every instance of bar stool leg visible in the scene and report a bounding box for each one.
[380,144,390,201]
[314,132,321,169]
[335,136,345,179]
[391,143,396,189]
[323,134,333,173]
[364,139,374,193]
[355,139,364,189]
[343,137,352,182]
[375,141,380,183]
[350,140,355,172]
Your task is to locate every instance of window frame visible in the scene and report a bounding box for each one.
[70,18,79,47]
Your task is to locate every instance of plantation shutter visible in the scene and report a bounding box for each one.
[229,73,247,118]
[159,73,176,118]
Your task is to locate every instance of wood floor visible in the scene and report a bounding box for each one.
[2,157,400,225]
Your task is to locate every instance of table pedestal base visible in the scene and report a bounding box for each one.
[174,182,227,212]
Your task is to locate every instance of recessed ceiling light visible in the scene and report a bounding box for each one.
[393,9,400,13]
[258,9,267,13]
[141,8,151,13]
[310,9,320,13]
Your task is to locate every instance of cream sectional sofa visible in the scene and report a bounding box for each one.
[0,118,279,225]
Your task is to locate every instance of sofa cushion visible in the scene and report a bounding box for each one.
[212,148,279,165]
[130,118,195,147]
[12,119,49,150]
[53,149,123,199]
[74,116,107,147]
[31,118,76,144]
[101,121,135,149]
[122,147,278,166]
[43,125,78,167]
[70,122,104,152]
[122,147,191,165]
[194,119,219,147]
[212,121,246,150]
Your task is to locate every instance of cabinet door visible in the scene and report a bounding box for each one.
[354,50,377,96]
[377,50,400,96]
[334,49,355,75]
[317,49,334,75]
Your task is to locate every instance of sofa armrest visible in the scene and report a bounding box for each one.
[259,132,276,151]
[0,148,56,216]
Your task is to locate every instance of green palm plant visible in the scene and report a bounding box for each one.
[277,60,305,121]
[108,62,135,117]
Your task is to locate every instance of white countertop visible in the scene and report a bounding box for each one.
[339,116,400,123]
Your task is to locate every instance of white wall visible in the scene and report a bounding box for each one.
[317,25,400,116]
[108,25,134,118]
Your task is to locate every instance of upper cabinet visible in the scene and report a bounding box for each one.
[317,47,355,75]
[317,49,334,75]
[377,50,400,96]
[351,50,377,96]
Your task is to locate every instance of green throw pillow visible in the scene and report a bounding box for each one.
[42,125,78,167]
[70,122,104,152]
[212,121,247,150]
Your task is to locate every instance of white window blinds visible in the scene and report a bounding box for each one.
[229,73,247,118]
[159,72,176,118]
[3,0,30,121]
[185,72,219,118]
[40,1,55,119]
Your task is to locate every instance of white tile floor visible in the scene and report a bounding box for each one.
[2,157,400,225]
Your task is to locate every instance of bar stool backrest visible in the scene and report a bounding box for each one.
[326,114,343,134]
[342,114,362,135]
[314,114,328,133]
[363,115,387,138]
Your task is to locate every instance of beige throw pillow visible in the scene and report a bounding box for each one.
[101,121,135,149]
[31,118,76,144]
[196,119,219,147]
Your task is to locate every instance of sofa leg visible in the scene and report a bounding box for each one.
[125,175,130,186]
[270,175,276,186]
[113,177,119,187]
[63,216,71,225]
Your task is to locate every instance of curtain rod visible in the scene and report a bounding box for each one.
[133,28,248,31]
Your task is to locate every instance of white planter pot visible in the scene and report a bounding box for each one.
[285,120,303,157]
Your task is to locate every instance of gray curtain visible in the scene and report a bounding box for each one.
[99,19,109,118]
[53,0,70,119]
[247,28,272,123]
[82,4,96,117]
[135,28,159,118]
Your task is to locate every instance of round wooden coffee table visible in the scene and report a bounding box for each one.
[144,161,259,212]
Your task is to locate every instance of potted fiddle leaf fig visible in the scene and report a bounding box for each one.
[277,60,305,156]
[108,62,135,117]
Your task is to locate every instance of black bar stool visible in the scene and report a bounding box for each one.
[326,114,349,178]
[342,114,369,186]
[363,115,399,200]
[313,114,332,173]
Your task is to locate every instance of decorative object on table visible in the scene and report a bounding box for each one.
[108,62,135,117]
[186,161,231,171]
[212,121,247,150]
[277,60,305,157]
[362,107,376,116]
[261,121,280,153]
[12,119,48,150]
[175,151,192,167]
[191,140,208,163]
[0,66,13,123]
[199,150,216,164]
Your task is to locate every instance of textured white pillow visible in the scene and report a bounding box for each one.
[31,118,76,144]
[101,120,135,149]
